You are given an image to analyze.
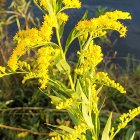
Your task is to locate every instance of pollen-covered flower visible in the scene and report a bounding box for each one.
[95,72,126,93]
[51,123,87,140]
[64,123,87,140]
[75,43,103,74]
[76,10,131,38]
[56,98,73,109]
[40,0,47,9]
[110,106,140,139]
[57,12,69,24]
[0,66,7,77]
[8,14,55,71]
[105,10,132,20]
[0,66,6,74]
[62,0,81,9]
[43,14,57,27]
[37,47,60,89]
[91,85,99,114]
[22,47,60,88]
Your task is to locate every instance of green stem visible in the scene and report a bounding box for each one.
[56,25,75,90]
[68,74,75,90]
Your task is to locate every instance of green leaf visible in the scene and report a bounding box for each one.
[130,132,135,140]
[49,95,62,105]
[58,125,74,133]
[56,56,70,73]
[101,113,112,140]
[76,80,94,128]
[81,10,88,20]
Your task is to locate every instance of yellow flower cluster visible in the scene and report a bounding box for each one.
[105,10,132,20]
[62,0,81,9]
[17,132,29,138]
[80,135,87,140]
[51,135,61,140]
[34,0,48,10]
[40,0,48,9]
[56,98,73,109]
[110,106,140,138]
[75,43,103,74]
[8,14,56,71]
[0,66,6,74]
[37,47,60,89]
[22,72,38,84]
[18,61,31,71]
[22,47,60,88]
[51,123,87,140]
[64,123,87,140]
[119,107,140,129]
[95,72,126,93]
[0,66,6,77]
[57,12,69,24]
[76,10,131,38]
[91,85,99,114]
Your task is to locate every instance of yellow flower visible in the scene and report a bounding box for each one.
[40,0,48,9]
[91,85,99,114]
[0,66,6,73]
[95,72,126,93]
[37,47,60,89]
[51,123,87,140]
[7,13,56,71]
[0,66,7,77]
[110,106,140,139]
[56,98,73,109]
[76,10,131,38]
[17,132,29,138]
[62,0,81,9]
[65,123,87,139]
[43,14,57,27]
[22,72,38,84]
[105,10,132,20]
[75,43,103,74]
[57,12,69,24]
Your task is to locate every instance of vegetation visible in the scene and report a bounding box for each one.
[0,0,140,140]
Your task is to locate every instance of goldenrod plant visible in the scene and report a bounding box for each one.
[0,0,139,139]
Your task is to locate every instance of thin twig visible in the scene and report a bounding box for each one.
[0,10,22,17]
[0,107,67,112]
[0,124,49,136]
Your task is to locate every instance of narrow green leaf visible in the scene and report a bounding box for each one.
[130,132,135,140]
[101,113,112,140]
[58,125,74,133]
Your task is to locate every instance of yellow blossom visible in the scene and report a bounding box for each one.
[37,47,60,89]
[62,0,81,9]
[51,123,87,140]
[0,66,7,77]
[76,10,131,38]
[7,14,55,71]
[40,0,48,9]
[75,43,103,74]
[110,106,140,139]
[22,72,38,84]
[95,72,126,93]
[64,123,87,140]
[0,66,6,73]
[17,132,29,138]
[91,85,99,114]
[105,10,132,20]
[57,12,69,24]
[56,98,73,109]
[43,14,57,27]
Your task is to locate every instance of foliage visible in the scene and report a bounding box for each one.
[0,0,140,140]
